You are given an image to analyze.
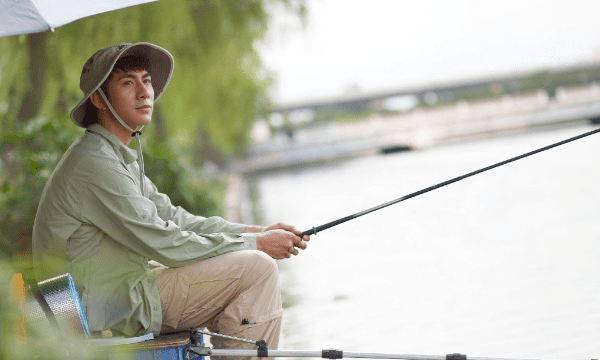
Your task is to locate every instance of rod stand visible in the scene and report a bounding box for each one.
[187,343,272,358]
[187,327,270,357]
[257,340,268,357]
[187,344,211,357]
[183,347,596,360]
[189,327,202,346]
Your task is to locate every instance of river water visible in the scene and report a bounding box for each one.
[255,124,600,359]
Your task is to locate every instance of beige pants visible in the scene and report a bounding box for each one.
[152,250,282,360]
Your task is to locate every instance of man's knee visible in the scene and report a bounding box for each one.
[237,250,279,280]
[250,250,278,274]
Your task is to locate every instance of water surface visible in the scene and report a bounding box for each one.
[257,125,600,359]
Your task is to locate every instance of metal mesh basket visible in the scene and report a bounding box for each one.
[25,273,89,338]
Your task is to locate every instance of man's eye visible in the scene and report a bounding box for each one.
[144,79,152,84]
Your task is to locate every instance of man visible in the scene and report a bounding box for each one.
[32,42,309,353]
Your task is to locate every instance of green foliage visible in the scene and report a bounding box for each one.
[0,113,82,258]
[143,140,224,217]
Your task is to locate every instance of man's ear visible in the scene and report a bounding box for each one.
[90,91,108,110]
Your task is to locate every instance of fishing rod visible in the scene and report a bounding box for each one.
[187,328,592,360]
[299,127,600,238]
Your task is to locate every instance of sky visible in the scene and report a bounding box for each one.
[257,0,600,105]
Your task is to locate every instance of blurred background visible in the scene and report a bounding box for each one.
[2,0,600,358]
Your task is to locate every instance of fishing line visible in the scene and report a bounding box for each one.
[299,127,600,238]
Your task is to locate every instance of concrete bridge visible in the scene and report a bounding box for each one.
[233,82,600,174]
[269,62,600,114]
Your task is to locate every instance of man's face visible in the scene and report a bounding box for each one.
[106,68,154,129]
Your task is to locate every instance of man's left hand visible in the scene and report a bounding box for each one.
[245,222,311,242]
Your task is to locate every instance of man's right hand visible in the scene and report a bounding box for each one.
[256,229,308,259]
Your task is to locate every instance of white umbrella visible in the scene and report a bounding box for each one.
[0,0,159,37]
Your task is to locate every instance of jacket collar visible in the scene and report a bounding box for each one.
[87,123,137,164]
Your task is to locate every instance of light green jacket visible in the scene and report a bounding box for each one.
[32,124,256,336]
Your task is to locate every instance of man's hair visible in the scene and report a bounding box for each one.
[82,55,152,128]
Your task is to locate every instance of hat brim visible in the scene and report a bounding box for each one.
[70,42,174,128]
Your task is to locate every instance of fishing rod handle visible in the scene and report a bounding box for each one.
[299,214,357,237]
[300,228,317,237]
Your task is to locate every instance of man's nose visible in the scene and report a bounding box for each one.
[137,82,151,99]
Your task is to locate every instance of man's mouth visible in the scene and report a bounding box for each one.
[136,105,152,110]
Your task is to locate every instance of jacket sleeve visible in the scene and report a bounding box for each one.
[79,162,257,268]
[145,175,248,235]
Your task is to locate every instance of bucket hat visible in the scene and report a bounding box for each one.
[70,42,174,128]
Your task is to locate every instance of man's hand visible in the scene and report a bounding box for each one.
[245,222,311,259]
[255,228,309,259]
[246,222,311,242]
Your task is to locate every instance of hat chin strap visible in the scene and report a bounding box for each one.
[98,89,148,198]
